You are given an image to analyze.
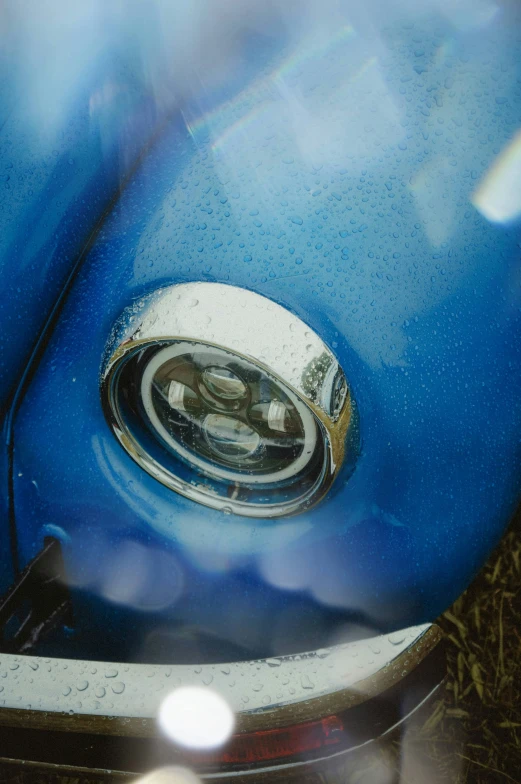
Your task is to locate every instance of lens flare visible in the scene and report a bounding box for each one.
[184,25,356,153]
[134,767,202,784]
[471,129,521,224]
[158,686,235,749]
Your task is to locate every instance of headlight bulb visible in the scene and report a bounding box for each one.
[203,415,260,461]
[201,366,247,402]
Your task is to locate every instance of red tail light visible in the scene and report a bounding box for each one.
[220,715,345,765]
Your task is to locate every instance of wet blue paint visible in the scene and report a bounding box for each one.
[7,2,521,658]
[0,1,197,591]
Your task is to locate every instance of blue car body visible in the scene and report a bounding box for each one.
[2,0,521,662]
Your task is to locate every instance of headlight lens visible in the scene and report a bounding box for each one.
[142,343,317,481]
[102,283,354,518]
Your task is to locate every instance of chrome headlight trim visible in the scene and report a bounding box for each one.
[101,282,353,518]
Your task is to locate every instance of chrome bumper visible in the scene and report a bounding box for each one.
[0,623,445,780]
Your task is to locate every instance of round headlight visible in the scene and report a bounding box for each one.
[101,283,354,518]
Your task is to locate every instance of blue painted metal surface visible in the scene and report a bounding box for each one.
[0,1,192,592]
[0,2,169,415]
[6,1,521,660]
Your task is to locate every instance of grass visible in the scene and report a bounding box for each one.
[422,509,521,783]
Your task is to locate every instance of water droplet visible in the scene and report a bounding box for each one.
[202,674,213,686]
[316,648,330,659]
[95,686,106,698]
[76,680,89,691]
[300,674,315,690]
[62,687,71,696]
[388,632,406,645]
[28,661,39,671]
[111,682,125,694]
[104,669,118,678]
[9,663,19,671]
[266,658,282,668]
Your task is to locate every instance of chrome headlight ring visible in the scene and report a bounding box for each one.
[101,283,354,518]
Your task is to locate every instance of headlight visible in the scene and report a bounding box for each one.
[101,283,354,518]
